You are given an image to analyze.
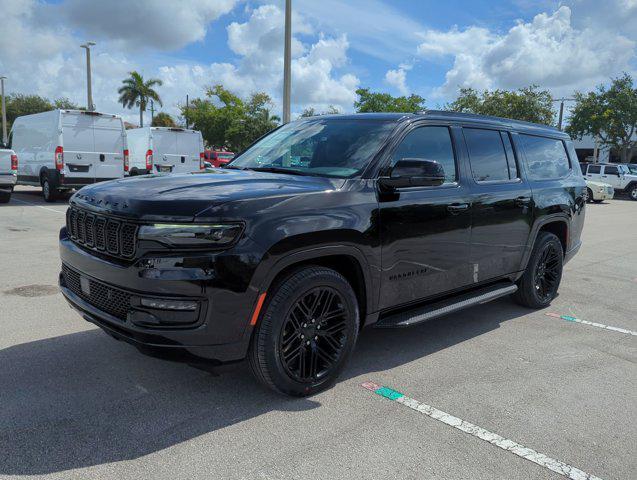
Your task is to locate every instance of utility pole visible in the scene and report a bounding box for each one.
[0,76,7,145]
[186,94,189,129]
[80,42,96,111]
[282,0,292,123]
[552,97,574,131]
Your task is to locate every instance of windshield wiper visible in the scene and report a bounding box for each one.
[248,167,311,176]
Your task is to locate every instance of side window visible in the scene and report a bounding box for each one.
[520,134,571,180]
[464,128,510,182]
[604,165,619,175]
[587,165,601,174]
[391,126,457,183]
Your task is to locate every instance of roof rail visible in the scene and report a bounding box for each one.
[417,109,560,131]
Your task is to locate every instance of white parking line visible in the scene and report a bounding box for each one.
[11,198,66,214]
[545,313,637,336]
[361,382,603,480]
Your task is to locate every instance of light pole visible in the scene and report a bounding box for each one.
[553,97,574,131]
[282,0,292,123]
[80,42,96,111]
[0,76,7,145]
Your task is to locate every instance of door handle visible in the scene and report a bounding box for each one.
[515,196,532,207]
[447,203,469,214]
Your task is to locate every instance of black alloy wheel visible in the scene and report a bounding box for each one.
[248,266,359,396]
[513,231,563,309]
[532,242,562,303]
[279,287,349,382]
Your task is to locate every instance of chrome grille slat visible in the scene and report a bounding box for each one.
[66,206,137,259]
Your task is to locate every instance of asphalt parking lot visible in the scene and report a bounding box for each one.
[1,186,635,480]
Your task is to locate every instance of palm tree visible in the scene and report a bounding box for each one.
[118,71,163,127]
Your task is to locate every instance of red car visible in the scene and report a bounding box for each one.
[204,150,235,168]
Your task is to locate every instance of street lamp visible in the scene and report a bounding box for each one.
[0,76,7,145]
[80,42,96,111]
[282,0,291,123]
[552,97,575,131]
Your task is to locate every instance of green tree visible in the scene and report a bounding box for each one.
[5,94,52,132]
[447,86,555,125]
[354,88,425,113]
[566,73,637,163]
[53,97,81,110]
[299,105,341,118]
[182,85,279,152]
[118,71,163,127]
[151,112,176,127]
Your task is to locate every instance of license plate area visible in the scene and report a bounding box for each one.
[157,165,172,173]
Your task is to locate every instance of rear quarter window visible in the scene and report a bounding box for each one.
[520,134,571,180]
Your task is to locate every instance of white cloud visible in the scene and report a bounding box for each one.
[61,0,238,51]
[384,65,411,95]
[417,5,636,98]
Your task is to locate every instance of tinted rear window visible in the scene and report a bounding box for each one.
[588,165,601,174]
[520,135,570,180]
[604,165,619,175]
[464,128,510,182]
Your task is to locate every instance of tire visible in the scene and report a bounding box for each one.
[513,231,564,309]
[248,266,359,396]
[0,190,10,203]
[629,184,637,201]
[583,187,593,203]
[592,199,604,204]
[42,177,58,202]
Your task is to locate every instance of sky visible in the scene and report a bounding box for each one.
[1,0,636,125]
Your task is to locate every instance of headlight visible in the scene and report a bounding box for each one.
[597,187,605,193]
[138,223,243,247]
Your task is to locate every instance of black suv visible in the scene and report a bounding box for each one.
[59,112,586,396]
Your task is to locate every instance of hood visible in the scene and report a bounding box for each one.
[70,169,343,221]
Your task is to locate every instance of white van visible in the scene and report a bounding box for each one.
[11,110,127,201]
[126,127,204,175]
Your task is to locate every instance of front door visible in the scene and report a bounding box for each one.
[463,128,533,281]
[600,165,621,189]
[378,125,473,310]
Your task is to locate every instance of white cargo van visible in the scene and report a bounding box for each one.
[0,148,18,203]
[126,127,204,175]
[11,110,127,201]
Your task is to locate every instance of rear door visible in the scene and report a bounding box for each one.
[585,164,602,181]
[463,127,533,281]
[91,114,125,180]
[61,112,96,183]
[174,130,202,174]
[152,129,178,173]
[62,112,124,182]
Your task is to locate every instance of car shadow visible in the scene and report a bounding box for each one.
[0,298,528,475]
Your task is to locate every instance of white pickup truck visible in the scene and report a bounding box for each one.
[0,148,17,203]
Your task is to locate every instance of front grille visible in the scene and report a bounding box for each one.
[66,206,138,259]
[61,264,131,321]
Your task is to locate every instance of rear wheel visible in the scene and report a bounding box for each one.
[42,177,58,202]
[249,266,359,396]
[629,184,637,201]
[583,187,592,203]
[0,190,11,203]
[513,232,563,309]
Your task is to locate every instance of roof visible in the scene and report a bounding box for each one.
[309,111,565,137]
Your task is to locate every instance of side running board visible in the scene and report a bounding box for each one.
[375,281,518,328]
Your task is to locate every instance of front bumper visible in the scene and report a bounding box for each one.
[592,189,614,201]
[59,228,264,363]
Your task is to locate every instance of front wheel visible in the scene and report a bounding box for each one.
[513,232,564,309]
[248,266,359,396]
[629,185,637,201]
[583,187,592,203]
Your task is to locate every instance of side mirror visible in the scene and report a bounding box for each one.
[379,158,446,189]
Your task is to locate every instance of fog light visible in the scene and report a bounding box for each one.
[140,298,197,311]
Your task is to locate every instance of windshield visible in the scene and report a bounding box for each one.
[229,118,395,178]
[627,164,637,174]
